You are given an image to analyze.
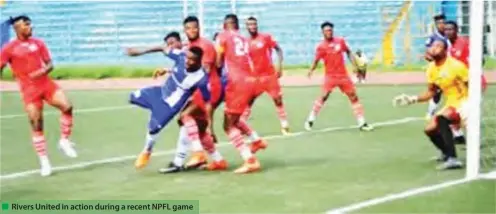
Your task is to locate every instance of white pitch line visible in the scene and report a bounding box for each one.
[0,116,423,181]
[0,105,132,119]
[325,177,476,214]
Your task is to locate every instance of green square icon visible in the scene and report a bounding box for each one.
[2,203,9,210]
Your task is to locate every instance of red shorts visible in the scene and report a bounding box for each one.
[224,76,258,115]
[323,76,355,94]
[254,74,282,99]
[20,79,60,109]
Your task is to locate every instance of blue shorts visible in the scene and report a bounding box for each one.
[129,86,176,134]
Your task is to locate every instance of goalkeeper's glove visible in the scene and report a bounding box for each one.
[392,94,418,107]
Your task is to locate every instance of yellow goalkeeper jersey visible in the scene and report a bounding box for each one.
[426,56,469,109]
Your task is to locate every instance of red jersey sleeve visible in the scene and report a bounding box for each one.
[267,34,277,49]
[215,33,227,54]
[314,44,324,61]
[341,38,350,53]
[37,40,51,62]
[0,45,10,68]
[203,41,217,67]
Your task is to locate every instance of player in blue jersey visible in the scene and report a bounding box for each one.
[126,32,213,170]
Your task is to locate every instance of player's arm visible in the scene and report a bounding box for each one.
[0,46,9,79]
[153,67,172,79]
[308,46,322,78]
[199,79,214,133]
[274,44,284,77]
[215,35,225,69]
[126,45,165,57]
[30,41,54,79]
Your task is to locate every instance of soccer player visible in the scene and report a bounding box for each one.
[243,16,290,135]
[161,16,227,173]
[424,14,449,119]
[354,49,368,83]
[126,34,212,170]
[0,15,77,177]
[393,38,467,170]
[304,22,373,131]
[216,14,262,173]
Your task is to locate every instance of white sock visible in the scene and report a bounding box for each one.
[452,127,464,137]
[173,128,189,166]
[357,116,366,127]
[308,112,316,122]
[427,99,438,116]
[281,120,289,129]
[246,131,260,143]
[39,155,50,167]
[143,132,158,153]
[178,126,203,152]
[209,150,224,162]
[240,145,253,160]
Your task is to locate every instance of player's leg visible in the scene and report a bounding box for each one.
[158,126,189,173]
[180,102,208,169]
[46,86,77,158]
[223,80,260,173]
[195,118,227,170]
[304,78,333,131]
[241,96,257,122]
[426,90,442,119]
[424,118,448,162]
[435,107,463,169]
[340,78,373,131]
[133,87,173,169]
[25,101,52,177]
[267,75,289,134]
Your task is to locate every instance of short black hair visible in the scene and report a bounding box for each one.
[9,15,31,25]
[183,16,199,25]
[224,13,239,29]
[164,31,181,42]
[247,16,257,22]
[321,21,334,29]
[189,46,204,61]
[445,20,458,30]
[433,14,446,21]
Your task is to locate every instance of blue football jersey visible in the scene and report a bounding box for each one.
[425,31,450,48]
[160,49,211,111]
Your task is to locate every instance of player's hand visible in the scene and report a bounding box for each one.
[307,70,314,78]
[392,94,418,107]
[153,68,168,79]
[276,65,283,78]
[29,69,46,79]
[126,48,142,57]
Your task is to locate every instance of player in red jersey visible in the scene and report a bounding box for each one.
[243,16,290,135]
[0,16,77,177]
[305,22,373,131]
[169,16,228,172]
[216,14,262,174]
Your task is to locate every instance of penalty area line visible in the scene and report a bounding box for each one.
[0,116,423,181]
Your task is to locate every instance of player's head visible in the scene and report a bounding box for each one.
[186,46,204,72]
[433,14,446,34]
[164,31,182,49]
[356,49,362,56]
[10,15,32,38]
[183,16,200,41]
[321,21,334,40]
[428,38,448,61]
[245,16,258,36]
[224,14,239,30]
[444,20,458,40]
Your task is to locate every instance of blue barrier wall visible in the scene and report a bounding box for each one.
[0,0,445,66]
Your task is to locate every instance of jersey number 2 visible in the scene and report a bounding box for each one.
[234,37,249,56]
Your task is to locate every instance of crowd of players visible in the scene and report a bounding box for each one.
[0,12,487,176]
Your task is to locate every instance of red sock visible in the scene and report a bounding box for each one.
[236,120,253,136]
[276,105,288,126]
[201,134,215,154]
[32,131,47,157]
[312,99,324,115]
[227,127,252,160]
[60,112,73,140]
[351,101,365,119]
[181,115,200,143]
[241,108,251,122]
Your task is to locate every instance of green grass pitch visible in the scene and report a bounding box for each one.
[1,85,494,213]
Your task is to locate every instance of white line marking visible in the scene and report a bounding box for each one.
[0,105,132,119]
[325,177,475,214]
[0,116,423,181]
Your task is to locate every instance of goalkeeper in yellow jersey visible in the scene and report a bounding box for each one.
[393,38,468,170]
